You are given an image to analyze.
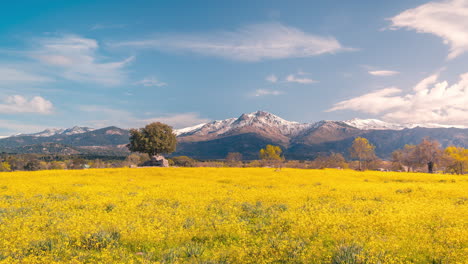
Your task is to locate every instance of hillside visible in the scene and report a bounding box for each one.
[1,111,467,159]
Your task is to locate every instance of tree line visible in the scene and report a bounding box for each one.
[1,122,466,174]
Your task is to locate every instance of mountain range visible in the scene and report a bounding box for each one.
[1,111,467,160]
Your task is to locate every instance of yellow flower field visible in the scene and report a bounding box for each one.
[0,168,466,263]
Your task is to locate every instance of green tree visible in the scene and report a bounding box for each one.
[127,122,177,158]
[350,137,376,171]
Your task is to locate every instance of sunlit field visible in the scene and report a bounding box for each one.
[0,168,466,263]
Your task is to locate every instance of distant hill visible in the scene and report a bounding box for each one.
[1,111,467,159]
[0,127,130,156]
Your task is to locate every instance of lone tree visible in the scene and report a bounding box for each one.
[259,145,284,169]
[414,138,442,173]
[259,145,283,161]
[444,146,468,174]
[350,137,376,171]
[226,152,243,163]
[127,122,177,158]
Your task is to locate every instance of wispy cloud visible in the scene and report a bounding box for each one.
[140,113,211,129]
[285,73,317,84]
[135,77,167,87]
[389,0,468,59]
[90,24,126,31]
[252,89,283,97]
[327,87,404,114]
[265,74,278,83]
[116,23,353,61]
[327,73,468,126]
[0,95,53,114]
[368,70,399,76]
[78,105,209,129]
[0,120,51,136]
[29,35,134,85]
[0,67,53,83]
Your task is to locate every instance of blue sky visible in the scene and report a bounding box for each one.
[1,0,467,136]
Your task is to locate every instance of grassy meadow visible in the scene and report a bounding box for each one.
[0,168,466,263]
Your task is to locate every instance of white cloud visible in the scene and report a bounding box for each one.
[116,23,352,61]
[78,105,209,129]
[285,74,317,84]
[253,89,283,97]
[0,120,51,136]
[327,73,468,126]
[368,70,400,76]
[266,74,278,83]
[0,95,53,114]
[327,87,405,114]
[135,77,167,87]
[0,67,52,83]
[389,0,468,59]
[30,35,134,85]
[413,73,439,91]
[141,113,211,128]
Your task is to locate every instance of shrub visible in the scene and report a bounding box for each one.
[171,156,196,167]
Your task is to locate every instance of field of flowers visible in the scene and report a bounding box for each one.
[0,167,466,263]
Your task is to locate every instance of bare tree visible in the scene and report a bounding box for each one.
[414,138,442,173]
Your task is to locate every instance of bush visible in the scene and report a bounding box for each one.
[171,156,196,167]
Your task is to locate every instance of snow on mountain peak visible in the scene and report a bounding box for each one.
[175,111,311,137]
[174,123,207,136]
[62,126,95,135]
[343,118,467,130]
[343,118,409,130]
[17,126,95,137]
[174,112,467,137]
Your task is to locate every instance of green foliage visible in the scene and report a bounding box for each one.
[24,159,41,171]
[127,122,177,157]
[171,156,196,167]
[259,145,284,161]
[331,244,364,264]
[79,229,121,250]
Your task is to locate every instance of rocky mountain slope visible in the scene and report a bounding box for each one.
[174,111,468,159]
[1,111,466,159]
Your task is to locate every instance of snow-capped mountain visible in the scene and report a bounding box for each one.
[343,118,411,130]
[343,118,467,130]
[0,110,466,159]
[17,126,95,137]
[175,113,466,136]
[175,111,312,138]
[174,112,468,160]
